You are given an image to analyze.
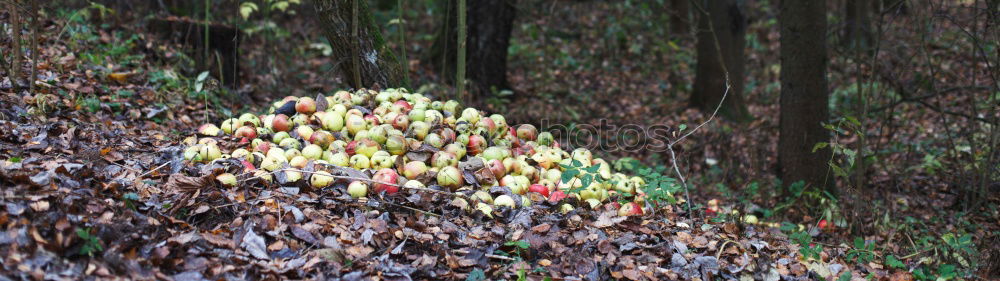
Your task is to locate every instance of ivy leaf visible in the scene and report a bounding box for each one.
[885,255,905,269]
[561,169,579,184]
[466,269,486,281]
[239,2,258,20]
[838,271,852,281]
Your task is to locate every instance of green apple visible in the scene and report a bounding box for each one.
[347,181,368,198]
[311,171,334,188]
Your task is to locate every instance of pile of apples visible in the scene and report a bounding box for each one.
[182,88,648,218]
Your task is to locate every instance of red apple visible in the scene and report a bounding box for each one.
[372,168,400,194]
[486,159,506,179]
[392,114,410,131]
[255,142,271,154]
[393,100,412,112]
[198,124,221,136]
[235,125,257,139]
[296,97,317,114]
[477,117,497,134]
[309,130,335,149]
[548,190,568,203]
[517,124,537,141]
[363,114,380,127]
[402,161,428,179]
[618,202,644,216]
[528,184,549,197]
[345,140,358,155]
[467,134,487,155]
[272,114,292,132]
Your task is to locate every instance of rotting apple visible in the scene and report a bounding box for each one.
[486,159,506,179]
[476,203,494,218]
[424,132,445,148]
[471,190,493,204]
[199,123,221,136]
[528,184,549,197]
[309,130,335,149]
[239,113,261,127]
[372,168,400,194]
[431,151,458,168]
[410,121,430,140]
[493,195,516,208]
[384,134,407,155]
[278,138,301,151]
[296,125,315,142]
[516,124,537,141]
[216,173,237,187]
[235,125,257,140]
[444,143,467,160]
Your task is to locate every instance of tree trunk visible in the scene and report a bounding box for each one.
[691,0,751,122]
[842,0,872,51]
[668,0,690,36]
[29,0,38,95]
[778,0,832,193]
[313,0,404,89]
[426,0,517,99]
[9,1,22,91]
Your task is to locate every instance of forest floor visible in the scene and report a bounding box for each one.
[1,1,997,280]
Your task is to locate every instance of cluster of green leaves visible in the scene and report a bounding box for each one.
[122,192,140,211]
[559,159,602,194]
[76,228,103,257]
[635,166,681,205]
[781,223,822,260]
[846,237,876,264]
[239,0,301,20]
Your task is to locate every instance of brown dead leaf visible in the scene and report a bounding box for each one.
[202,233,236,249]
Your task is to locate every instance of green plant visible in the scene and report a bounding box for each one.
[122,192,140,211]
[465,268,486,281]
[76,228,103,257]
[781,223,822,260]
[846,237,876,263]
[559,159,602,194]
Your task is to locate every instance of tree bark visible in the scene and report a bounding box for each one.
[9,1,22,91]
[313,0,404,89]
[778,0,832,193]
[29,0,38,95]
[691,0,751,122]
[426,0,517,99]
[842,0,873,51]
[668,0,690,36]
